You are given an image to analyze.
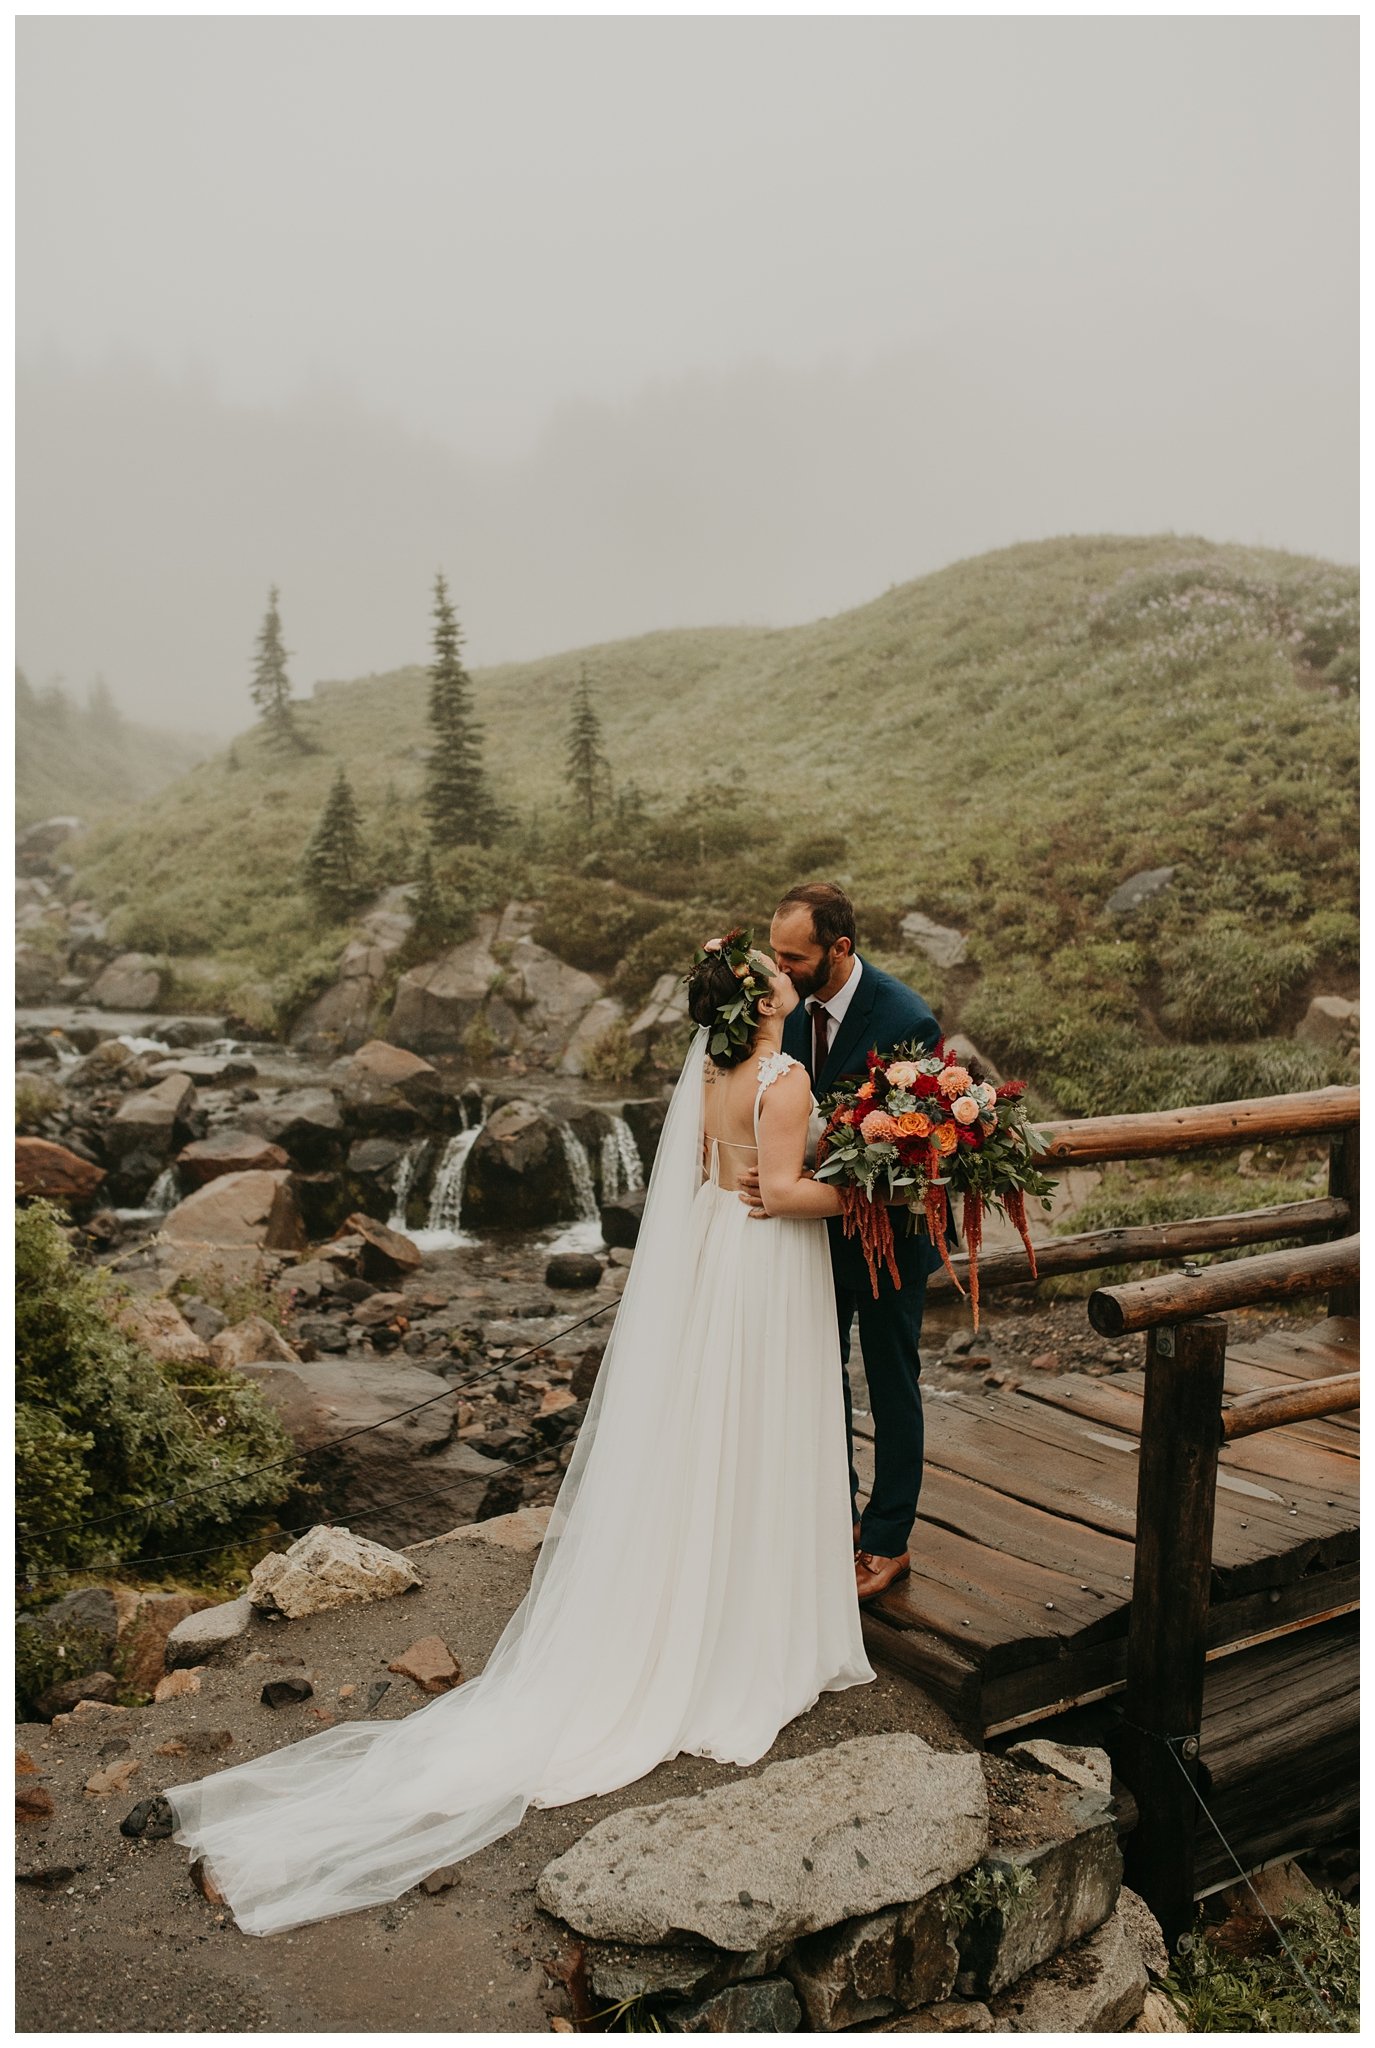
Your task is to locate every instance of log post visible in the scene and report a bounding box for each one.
[1113,1316,1227,1952]
[1327,1127,1359,1318]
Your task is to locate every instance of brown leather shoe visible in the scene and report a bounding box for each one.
[855,1549,911,1602]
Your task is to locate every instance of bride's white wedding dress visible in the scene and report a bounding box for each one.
[162,1031,874,1935]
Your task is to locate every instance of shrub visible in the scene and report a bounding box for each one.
[612,910,713,1010]
[532,881,665,975]
[15,1201,299,1589]
[579,1020,643,1084]
[785,830,848,873]
[15,1074,65,1128]
[1158,918,1315,1040]
[1304,908,1359,970]
[1165,1890,1358,2031]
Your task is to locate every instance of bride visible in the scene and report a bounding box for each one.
[162,929,874,1936]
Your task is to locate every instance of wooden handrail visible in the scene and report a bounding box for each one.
[1088,1235,1360,1335]
[1037,1086,1359,1166]
[925,1197,1350,1298]
[1221,1372,1360,1440]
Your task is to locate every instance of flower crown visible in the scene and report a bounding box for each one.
[683,925,773,1061]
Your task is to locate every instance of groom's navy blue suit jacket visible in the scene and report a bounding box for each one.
[782,957,947,1278]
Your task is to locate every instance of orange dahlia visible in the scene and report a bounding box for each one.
[860,1110,901,1143]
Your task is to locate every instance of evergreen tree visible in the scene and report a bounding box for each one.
[566,666,612,827]
[299,766,364,917]
[250,586,306,751]
[87,675,123,736]
[423,572,493,846]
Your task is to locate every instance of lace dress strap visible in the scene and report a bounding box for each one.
[753,1050,801,1135]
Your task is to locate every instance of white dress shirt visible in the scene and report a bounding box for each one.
[805,955,864,1070]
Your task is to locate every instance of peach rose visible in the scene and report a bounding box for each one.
[952,1095,981,1125]
[885,1061,920,1090]
[938,1065,972,1098]
[860,1111,901,1143]
[894,1111,932,1138]
[855,1080,876,1104]
[933,1121,959,1155]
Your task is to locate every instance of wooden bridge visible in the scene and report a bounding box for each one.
[853,1085,1359,1944]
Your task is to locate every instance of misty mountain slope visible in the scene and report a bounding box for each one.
[16,678,210,831]
[70,535,1358,1076]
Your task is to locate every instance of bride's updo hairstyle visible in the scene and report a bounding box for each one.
[684,926,774,1070]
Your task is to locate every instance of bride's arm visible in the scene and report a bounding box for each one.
[755,1067,844,1219]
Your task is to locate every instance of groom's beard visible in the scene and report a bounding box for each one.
[788,955,836,1001]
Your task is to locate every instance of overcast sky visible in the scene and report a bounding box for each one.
[17,15,1357,732]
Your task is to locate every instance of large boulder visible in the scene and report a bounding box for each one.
[240,1358,522,1544]
[1294,994,1359,1053]
[176,1131,292,1187]
[110,1294,212,1366]
[17,815,85,861]
[501,937,606,1060]
[335,1038,445,1131]
[1106,867,1176,918]
[330,1210,424,1280]
[15,1138,106,1208]
[107,1074,196,1159]
[85,951,163,1010]
[899,912,969,971]
[461,1100,581,1230]
[628,972,690,1051]
[248,1526,423,1618]
[559,997,629,1077]
[15,944,63,1005]
[537,1733,988,1950]
[208,1314,300,1370]
[241,1088,346,1169]
[289,886,416,1056]
[161,1169,306,1250]
[388,920,503,1054]
[144,1053,257,1087]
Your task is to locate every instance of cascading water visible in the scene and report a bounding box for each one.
[146,1164,180,1212]
[410,1126,485,1251]
[600,1115,644,1202]
[547,1123,605,1255]
[387,1139,430,1232]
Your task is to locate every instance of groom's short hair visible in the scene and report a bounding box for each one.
[776,882,857,952]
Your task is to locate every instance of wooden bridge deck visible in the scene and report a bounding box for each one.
[854,1315,1359,1745]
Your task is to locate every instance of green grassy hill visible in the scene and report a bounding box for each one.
[68,535,1358,1113]
[16,675,211,831]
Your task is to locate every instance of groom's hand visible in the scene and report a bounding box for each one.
[737,1164,769,1219]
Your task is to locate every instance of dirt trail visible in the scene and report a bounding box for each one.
[16,1532,967,2034]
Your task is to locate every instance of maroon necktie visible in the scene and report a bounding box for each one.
[812,1004,829,1084]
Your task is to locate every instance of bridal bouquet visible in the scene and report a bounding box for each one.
[813,1041,1056,1326]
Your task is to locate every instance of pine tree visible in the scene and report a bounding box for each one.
[423,573,493,847]
[87,675,122,736]
[566,666,611,827]
[250,586,306,751]
[299,766,364,917]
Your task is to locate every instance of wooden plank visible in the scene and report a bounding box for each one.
[926,1197,1352,1298]
[1025,1363,1359,1458]
[913,1464,1136,1601]
[1193,1614,1359,1889]
[1222,1373,1360,1439]
[919,1389,1349,1594]
[976,1561,1360,1737]
[859,1611,983,1733]
[1089,1237,1359,1336]
[1037,1086,1359,1164]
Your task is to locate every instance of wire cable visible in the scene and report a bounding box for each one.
[19,1297,619,1545]
[18,1425,577,1598]
[1163,1736,1342,2031]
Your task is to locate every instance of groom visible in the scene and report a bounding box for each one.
[764,881,942,1603]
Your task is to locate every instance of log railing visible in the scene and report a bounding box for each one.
[947,1084,1359,1948]
[1041,1084,1361,1952]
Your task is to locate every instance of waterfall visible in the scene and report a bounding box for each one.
[50,1037,79,1067]
[547,1123,604,1255]
[146,1165,180,1212]
[387,1139,430,1231]
[400,1122,486,1253]
[426,1129,483,1234]
[600,1115,644,1202]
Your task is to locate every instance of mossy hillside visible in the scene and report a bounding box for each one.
[68,535,1357,1107]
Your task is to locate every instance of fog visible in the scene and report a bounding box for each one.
[16,15,1356,734]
